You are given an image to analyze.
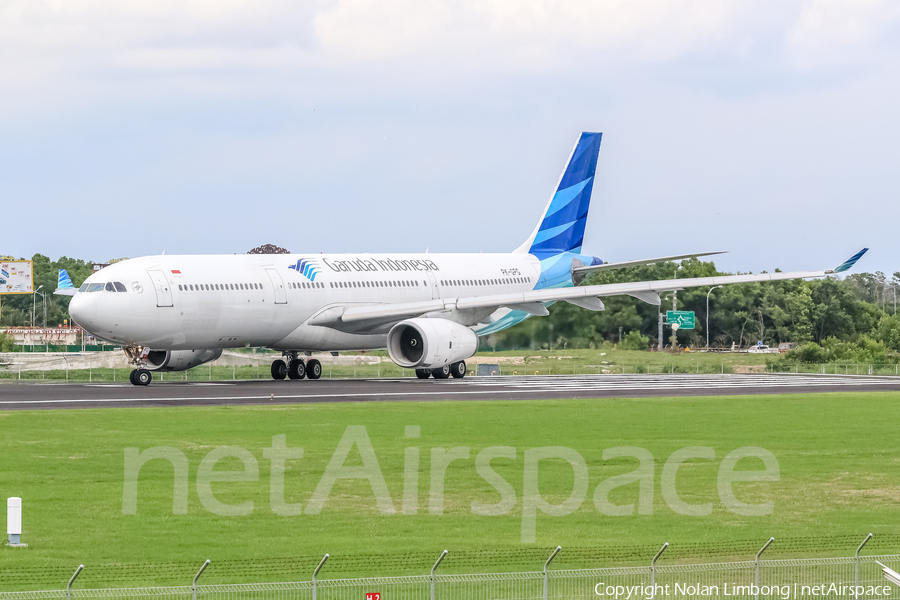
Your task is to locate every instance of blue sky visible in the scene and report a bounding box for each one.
[2,0,899,277]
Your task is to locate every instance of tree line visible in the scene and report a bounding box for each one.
[484,259,900,363]
[3,253,899,362]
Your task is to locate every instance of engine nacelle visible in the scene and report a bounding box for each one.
[145,349,223,372]
[387,318,478,369]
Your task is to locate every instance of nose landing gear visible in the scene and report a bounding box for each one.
[123,347,154,386]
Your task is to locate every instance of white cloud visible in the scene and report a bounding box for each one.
[787,0,900,66]
[313,0,758,66]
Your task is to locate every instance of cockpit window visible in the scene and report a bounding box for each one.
[87,283,104,292]
[79,284,89,292]
[105,282,115,292]
[113,282,127,292]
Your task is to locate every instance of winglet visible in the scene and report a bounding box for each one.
[827,248,868,274]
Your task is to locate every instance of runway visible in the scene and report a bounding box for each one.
[1,373,900,410]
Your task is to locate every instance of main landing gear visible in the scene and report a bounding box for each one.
[416,361,467,380]
[271,352,322,381]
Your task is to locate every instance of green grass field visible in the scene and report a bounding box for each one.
[1,392,899,590]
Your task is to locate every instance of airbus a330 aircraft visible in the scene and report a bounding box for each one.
[56,132,867,385]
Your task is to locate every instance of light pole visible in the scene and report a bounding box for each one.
[706,286,722,352]
[34,290,46,329]
[672,264,680,312]
[32,285,43,348]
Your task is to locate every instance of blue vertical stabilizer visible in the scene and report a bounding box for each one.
[516,132,602,259]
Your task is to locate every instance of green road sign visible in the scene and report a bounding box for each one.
[666,310,696,329]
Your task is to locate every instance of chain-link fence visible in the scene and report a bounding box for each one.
[3,350,900,382]
[2,554,898,600]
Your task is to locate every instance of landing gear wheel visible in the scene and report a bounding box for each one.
[288,359,306,380]
[451,361,466,379]
[271,360,287,380]
[306,359,322,380]
[129,369,137,385]
[432,365,451,379]
[415,368,432,379]
[135,369,152,386]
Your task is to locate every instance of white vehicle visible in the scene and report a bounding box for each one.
[748,345,779,354]
[56,132,868,385]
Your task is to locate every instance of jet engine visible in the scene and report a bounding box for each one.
[387,318,478,369]
[144,349,223,372]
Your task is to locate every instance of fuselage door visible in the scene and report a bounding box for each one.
[425,270,439,299]
[148,270,173,307]
[266,268,288,304]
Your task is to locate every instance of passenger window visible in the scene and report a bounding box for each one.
[178,285,183,291]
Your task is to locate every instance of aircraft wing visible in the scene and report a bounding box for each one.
[316,249,868,332]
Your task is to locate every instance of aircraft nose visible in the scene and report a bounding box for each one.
[68,293,93,328]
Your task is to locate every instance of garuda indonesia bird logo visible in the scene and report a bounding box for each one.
[289,258,321,281]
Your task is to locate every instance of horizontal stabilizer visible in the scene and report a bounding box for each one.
[574,251,727,273]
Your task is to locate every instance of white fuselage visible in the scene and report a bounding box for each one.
[69,253,544,351]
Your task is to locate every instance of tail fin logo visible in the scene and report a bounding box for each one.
[58,269,75,289]
[289,258,321,281]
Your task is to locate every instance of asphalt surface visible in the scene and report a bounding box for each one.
[1,373,900,410]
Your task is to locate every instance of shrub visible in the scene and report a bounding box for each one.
[620,331,649,351]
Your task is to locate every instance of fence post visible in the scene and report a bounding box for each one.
[755,537,774,600]
[191,559,209,600]
[650,543,668,599]
[856,533,873,599]
[66,565,84,600]
[313,553,329,600]
[544,546,561,600]
[431,549,448,600]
